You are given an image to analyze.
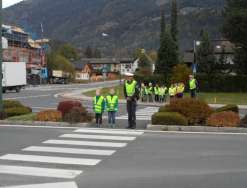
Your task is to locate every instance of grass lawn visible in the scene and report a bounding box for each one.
[84,85,125,99]
[7,113,37,121]
[84,85,247,105]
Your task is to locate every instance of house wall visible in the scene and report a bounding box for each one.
[75,72,89,80]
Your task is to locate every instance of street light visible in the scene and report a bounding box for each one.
[193,40,201,75]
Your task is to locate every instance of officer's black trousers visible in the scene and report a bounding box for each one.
[127,100,137,129]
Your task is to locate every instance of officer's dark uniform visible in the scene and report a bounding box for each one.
[124,79,139,129]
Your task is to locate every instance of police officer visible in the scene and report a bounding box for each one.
[189,75,197,98]
[124,73,139,129]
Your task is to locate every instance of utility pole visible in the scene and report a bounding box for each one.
[0,1,3,111]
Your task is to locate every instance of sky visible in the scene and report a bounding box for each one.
[3,0,23,8]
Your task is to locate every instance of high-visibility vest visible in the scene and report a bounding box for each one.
[125,80,137,97]
[106,95,118,112]
[169,87,176,96]
[148,87,153,94]
[154,87,159,95]
[94,96,104,113]
[159,87,166,96]
[177,85,185,93]
[189,79,196,90]
[141,86,147,96]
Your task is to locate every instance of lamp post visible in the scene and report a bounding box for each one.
[193,40,201,75]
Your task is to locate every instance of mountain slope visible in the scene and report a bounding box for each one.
[3,0,225,56]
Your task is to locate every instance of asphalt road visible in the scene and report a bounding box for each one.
[2,82,154,129]
[0,126,247,188]
[2,82,247,129]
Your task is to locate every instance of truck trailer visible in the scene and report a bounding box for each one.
[2,62,27,93]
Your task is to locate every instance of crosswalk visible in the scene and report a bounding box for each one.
[0,128,144,188]
[116,107,159,121]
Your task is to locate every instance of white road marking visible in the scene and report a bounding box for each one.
[75,129,144,136]
[60,134,136,141]
[0,165,82,179]
[32,107,56,110]
[116,107,158,121]
[43,139,127,148]
[4,95,51,100]
[23,146,116,156]
[0,154,100,166]
[1,181,78,188]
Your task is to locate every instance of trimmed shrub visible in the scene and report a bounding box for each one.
[57,101,82,116]
[63,106,93,123]
[207,111,240,127]
[4,107,32,117]
[241,115,247,127]
[3,100,23,109]
[152,112,188,126]
[197,74,247,92]
[36,110,62,122]
[168,98,213,125]
[216,104,239,113]
[0,111,7,120]
[159,106,172,113]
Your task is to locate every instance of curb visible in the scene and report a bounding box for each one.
[147,124,247,133]
[0,120,90,128]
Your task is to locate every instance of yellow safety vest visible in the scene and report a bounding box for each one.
[94,96,104,113]
[189,79,196,90]
[177,85,185,93]
[169,87,176,96]
[106,95,118,112]
[125,80,137,97]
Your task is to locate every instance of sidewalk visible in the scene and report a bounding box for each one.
[58,89,247,109]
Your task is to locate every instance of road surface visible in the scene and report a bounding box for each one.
[0,125,247,188]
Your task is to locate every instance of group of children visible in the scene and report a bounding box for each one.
[140,82,185,103]
[93,88,119,128]
[93,81,188,127]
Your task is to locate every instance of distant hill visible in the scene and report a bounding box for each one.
[3,0,225,56]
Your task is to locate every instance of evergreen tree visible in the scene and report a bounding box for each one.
[222,0,247,74]
[171,0,178,44]
[94,48,102,58]
[160,7,166,43]
[137,52,153,76]
[84,46,93,58]
[156,28,179,81]
[217,46,232,74]
[196,31,217,76]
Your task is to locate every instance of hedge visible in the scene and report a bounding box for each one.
[3,100,23,109]
[159,106,172,113]
[152,112,188,126]
[241,115,247,127]
[167,98,213,125]
[63,106,93,123]
[4,107,32,117]
[207,111,240,127]
[36,110,62,122]
[196,74,247,92]
[57,101,82,116]
[134,73,247,92]
[216,104,239,113]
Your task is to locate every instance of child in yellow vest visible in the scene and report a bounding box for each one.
[93,89,105,128]
[106,89,119,128]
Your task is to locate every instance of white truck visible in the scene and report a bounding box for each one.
[2,62,27,93]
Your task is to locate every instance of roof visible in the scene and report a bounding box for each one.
[212,40,235,54]
[80,58,134,65]
[28,38,41,49]
[2,24,27,35]
[183,51,194,63]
